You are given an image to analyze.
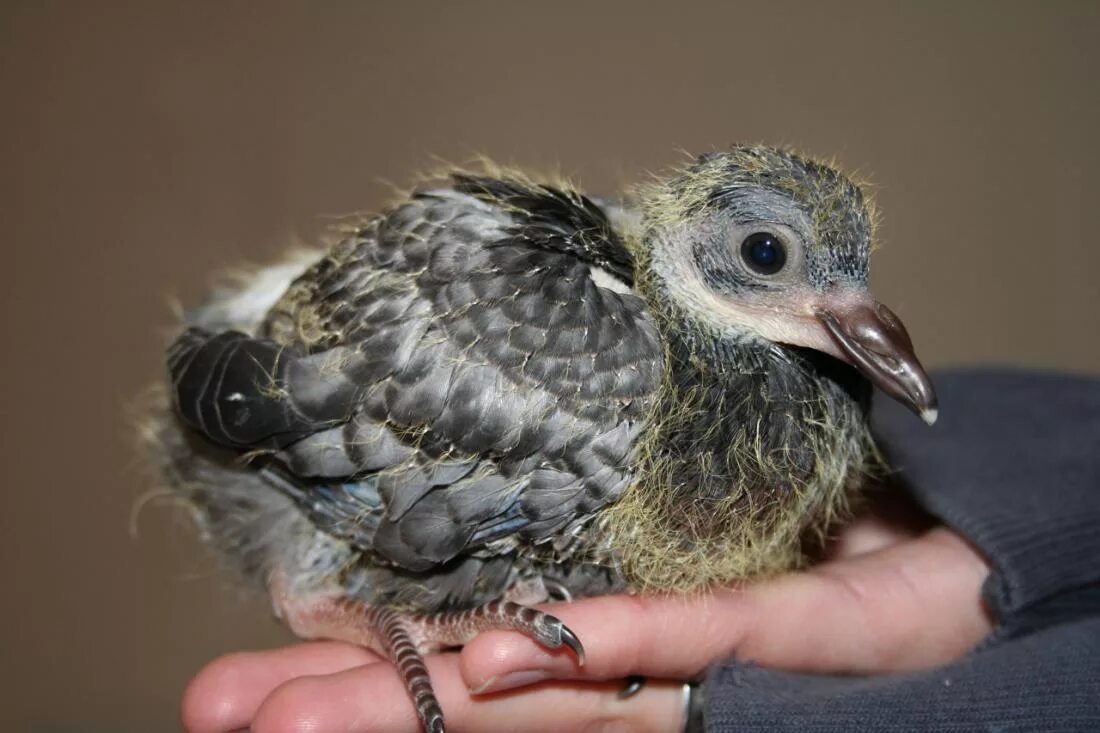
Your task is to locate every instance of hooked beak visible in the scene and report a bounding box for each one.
[813,300,938,425]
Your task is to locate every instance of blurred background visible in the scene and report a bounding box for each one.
[1,1,1097,730]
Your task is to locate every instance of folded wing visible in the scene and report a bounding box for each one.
[169,177,663,575]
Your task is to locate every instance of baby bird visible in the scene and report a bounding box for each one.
[151,145,936,732]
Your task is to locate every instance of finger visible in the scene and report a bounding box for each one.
[826,486,935,560]
[461,593,733,694]
[463,527,991,693]
[251,652,685,733]
[182,641,381,732]
[828,511,918,559]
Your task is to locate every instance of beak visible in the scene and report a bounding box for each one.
[813,300,938,425]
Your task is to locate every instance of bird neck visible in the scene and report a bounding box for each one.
[658,307,872,497]
[600,289,877,592]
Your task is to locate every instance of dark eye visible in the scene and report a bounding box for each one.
[740,232,787,275]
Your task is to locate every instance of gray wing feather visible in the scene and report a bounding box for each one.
[170,182,663,573]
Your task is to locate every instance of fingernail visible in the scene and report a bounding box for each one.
[469,669,551,695]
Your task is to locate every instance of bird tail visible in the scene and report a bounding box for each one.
[133,248,348,590]
[134,388,328,590]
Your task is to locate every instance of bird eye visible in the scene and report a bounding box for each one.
[740,232,787,275]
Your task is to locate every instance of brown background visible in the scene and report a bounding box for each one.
[2,2,1098,731]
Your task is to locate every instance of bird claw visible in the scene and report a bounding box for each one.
[557,622,586,666]
[618,675,647,699]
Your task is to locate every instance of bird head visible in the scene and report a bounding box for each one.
[637,145,937,425]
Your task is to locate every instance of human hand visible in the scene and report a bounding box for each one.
[183,492,993,733]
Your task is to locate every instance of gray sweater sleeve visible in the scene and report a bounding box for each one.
[703,369,1100,732]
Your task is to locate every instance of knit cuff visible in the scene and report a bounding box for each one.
[871,369,1100,630]
[702,618,1100,732]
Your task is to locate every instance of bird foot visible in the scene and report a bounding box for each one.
[424,599,586,665]
[272,586,584,733]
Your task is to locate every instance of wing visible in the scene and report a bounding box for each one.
[168,176,664,572]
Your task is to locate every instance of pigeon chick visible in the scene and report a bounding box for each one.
[150,145,936,732]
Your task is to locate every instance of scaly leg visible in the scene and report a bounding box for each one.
[273,589,584,733]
